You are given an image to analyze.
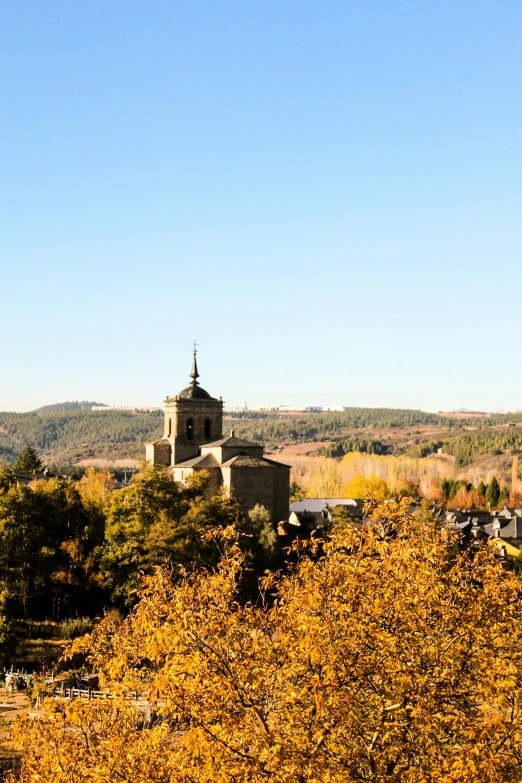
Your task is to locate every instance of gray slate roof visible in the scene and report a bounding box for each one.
[203,435,261,449]
[261,456,292,470]
[177,383,216,400]
[220,454,274,468]
[290,498,360,513]
[485,516,522,539]
[174,453,219,469]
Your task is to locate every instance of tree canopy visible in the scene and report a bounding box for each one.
[0,462,282,666]
[11,499,522,782]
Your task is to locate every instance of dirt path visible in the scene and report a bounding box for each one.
[0,690,29,772]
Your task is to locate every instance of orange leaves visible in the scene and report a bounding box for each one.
[11,503,522,782]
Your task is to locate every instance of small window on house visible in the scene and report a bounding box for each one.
[204,418,211,439]
[187,418,194,440]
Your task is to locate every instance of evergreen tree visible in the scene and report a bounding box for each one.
[441,478,452,500]
[486,476,501,509]
[499,485,510,505]
[13,444,43,473]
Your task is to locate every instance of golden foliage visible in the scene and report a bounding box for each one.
[77,467,116,513]
[342,473,390,500]
[281,453,452,499]
[284,455,344,497]
[10,503,522,782]
[510,456,522,507]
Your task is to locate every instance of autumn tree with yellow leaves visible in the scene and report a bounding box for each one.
[10,499,522,783]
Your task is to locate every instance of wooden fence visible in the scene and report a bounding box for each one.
[52,687,146,703]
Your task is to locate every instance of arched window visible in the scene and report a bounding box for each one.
[187,418,194,440]
[204,418,211,439]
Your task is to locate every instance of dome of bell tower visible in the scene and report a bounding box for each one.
[177,350,217,400]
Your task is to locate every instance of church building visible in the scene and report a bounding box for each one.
[145,351,290,526]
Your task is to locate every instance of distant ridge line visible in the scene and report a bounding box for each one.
[31,401,108,413]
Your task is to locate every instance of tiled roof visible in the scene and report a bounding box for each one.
[174,453,219,468]
[290,498,360,513]
[177,383,217,400]
[261,457,292,469]
[220,454,274,468]
[202,435,261,449]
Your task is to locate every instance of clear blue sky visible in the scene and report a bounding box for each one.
[1,1,521,412]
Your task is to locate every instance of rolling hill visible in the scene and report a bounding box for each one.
[0,406,521,482]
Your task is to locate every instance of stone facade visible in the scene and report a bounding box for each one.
[146,396,223,466]
[145,353,290,525]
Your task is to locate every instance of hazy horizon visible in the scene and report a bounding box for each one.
[3,396,519,417]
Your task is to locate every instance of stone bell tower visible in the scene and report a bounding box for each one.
[145,346,291,526]
[145,349,223,467]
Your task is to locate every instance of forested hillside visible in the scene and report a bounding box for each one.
[440,429,522,467]
[228,408,445,444]
[406,428,522,466]
[0,409,163,466]
[1,407,447,468]
[2,406,522,476]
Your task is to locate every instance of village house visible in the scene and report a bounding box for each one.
[444,505,522,563]
[287,498,364,531]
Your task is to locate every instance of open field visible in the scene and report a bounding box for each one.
[266,440,333,457]
[76,457,141,469]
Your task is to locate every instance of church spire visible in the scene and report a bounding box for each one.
[175,341,215,400]
[190,352,199,383]
[190,340,200,386]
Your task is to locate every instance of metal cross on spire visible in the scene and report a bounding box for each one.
[191,339,199,354]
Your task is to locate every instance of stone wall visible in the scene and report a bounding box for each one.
[222,465,276,519]
[272,464,291,524]
[163,397,223,465]
[145,440,172,466]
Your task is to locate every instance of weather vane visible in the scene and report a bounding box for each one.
[192,339,199,354]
